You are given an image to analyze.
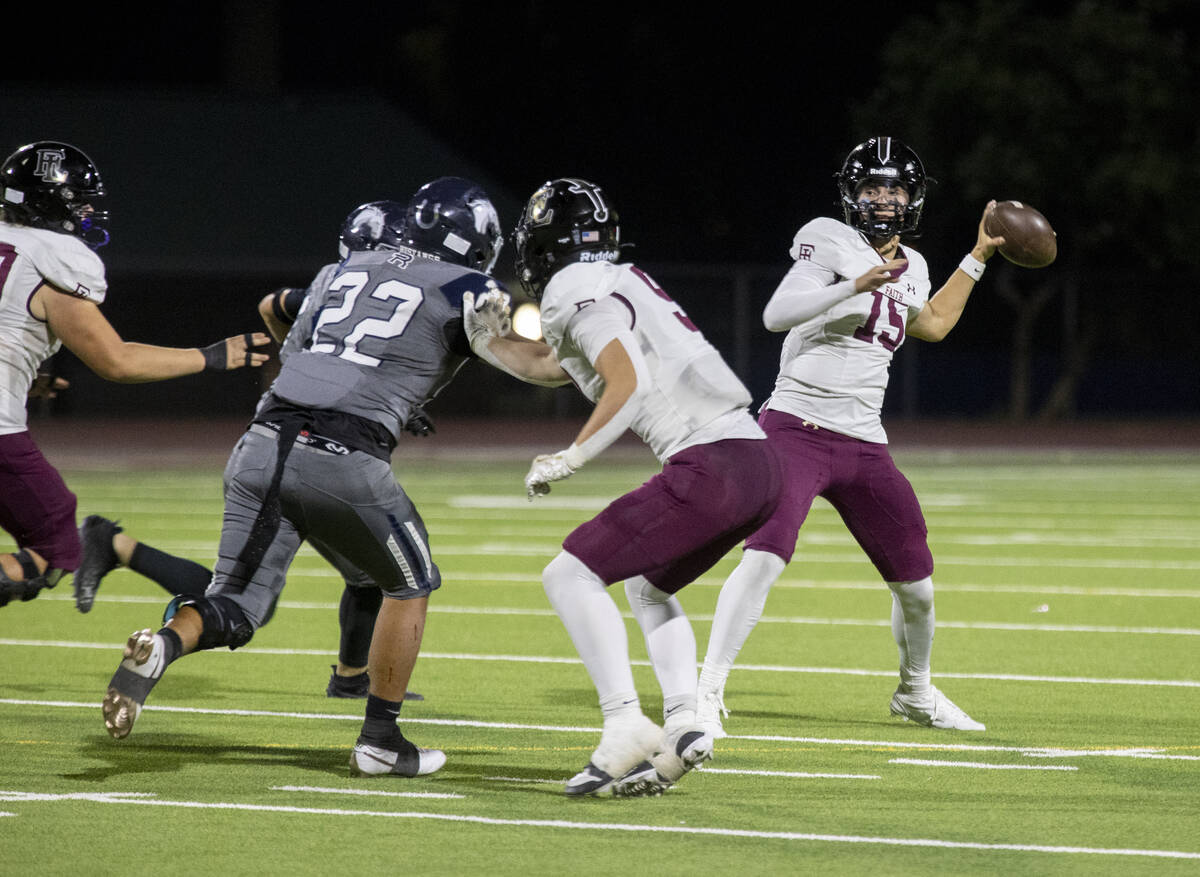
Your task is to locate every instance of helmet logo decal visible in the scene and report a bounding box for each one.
[526,186,554,227]
[411,198,440,230]
[564,178,609,223]
[467,195,500,236]
[33,148,67,183]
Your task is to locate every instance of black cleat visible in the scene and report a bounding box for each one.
[324,666,424,701]
[75,516,122,613]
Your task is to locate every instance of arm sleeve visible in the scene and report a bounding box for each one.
[762,260,857,332]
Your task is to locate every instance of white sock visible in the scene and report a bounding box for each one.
[542,551,640,716]
[888,576,935,694]
[698,549,786,692]
[624,575,697,723]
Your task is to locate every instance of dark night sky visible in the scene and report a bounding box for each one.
[7,2,1197,418]
[4,4,886,264]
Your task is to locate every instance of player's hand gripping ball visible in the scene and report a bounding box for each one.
[985,201,1057,268]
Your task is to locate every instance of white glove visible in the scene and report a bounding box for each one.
[524,446,585,499]
[462,288,512,356]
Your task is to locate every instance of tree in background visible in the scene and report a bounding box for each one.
[853,0,1200,419]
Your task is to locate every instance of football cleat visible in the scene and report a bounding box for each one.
[349,736,446,777]
[695,684,730,740]
[564,712,663,798]
[889,685,985,731]
[326,667,370,699]
[325,666,424,701]
[74,515,122,613]
[102,629,165,739]
[613,723,715,797]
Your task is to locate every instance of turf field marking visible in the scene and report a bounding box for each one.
[3,639,1197,688]
[44,536,1200,570]
[484,776,565,786]
[1,791,1197,860]
[3,698,1196,762]
[1024,749,1200,761]
[889,758,1078,772]
[271,785,464,799]
[700,768,880,780]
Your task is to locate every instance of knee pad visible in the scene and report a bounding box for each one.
[168,594,255,651]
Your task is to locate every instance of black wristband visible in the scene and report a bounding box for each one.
[271,287,301,324]
[200,340,226,371]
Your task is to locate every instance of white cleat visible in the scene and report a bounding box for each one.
[695,685,729,739]
[890,685,985,731]
[102,629,163,740]
[564,712,663,797]
[613,722,715,797]
[349,740,446,777]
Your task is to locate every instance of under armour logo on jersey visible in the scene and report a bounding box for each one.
[796,243,815,262]
[564,179,610,222]
[33,149,67,183]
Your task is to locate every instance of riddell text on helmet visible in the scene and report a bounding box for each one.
[579,250,620,262]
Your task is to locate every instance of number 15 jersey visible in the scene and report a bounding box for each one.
[764,217,931,444]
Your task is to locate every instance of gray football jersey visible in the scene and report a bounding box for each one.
[262,248,502,442]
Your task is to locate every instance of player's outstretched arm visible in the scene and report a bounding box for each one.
[258,287,305,344]
[908,201,1004,342]
[463,290,570,387]
[38,283,270,382]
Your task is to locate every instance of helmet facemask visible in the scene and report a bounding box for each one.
[836,137,927,241]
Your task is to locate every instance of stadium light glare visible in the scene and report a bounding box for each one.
[513,302,543,340]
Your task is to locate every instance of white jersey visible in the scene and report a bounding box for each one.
[0,221,107,434]
[764,216,930,443]
[539,260,763,462]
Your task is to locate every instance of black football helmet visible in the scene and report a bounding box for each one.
[836,137,927,239]
[401,176,503,274]
[337,200,407,258]
[513,178,621,300]
[0,141,110,249]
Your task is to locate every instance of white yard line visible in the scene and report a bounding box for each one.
[0,791,1196,860]
[2,639,1197,688]
[270,785,464,799]
[889,758,1078,771]
[1,698,1196,762]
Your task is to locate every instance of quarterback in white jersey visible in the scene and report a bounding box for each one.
[0,140,268,610]
[699,137,1006,736]
[466,178,781,798]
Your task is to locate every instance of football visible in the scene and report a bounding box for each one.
[984,201,1057,268]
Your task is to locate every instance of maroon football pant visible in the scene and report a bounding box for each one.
[0,431,80,571]
[744,409,933,583]
[563,437,782,594]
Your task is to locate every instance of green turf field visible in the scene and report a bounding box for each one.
[2,449,1198,875]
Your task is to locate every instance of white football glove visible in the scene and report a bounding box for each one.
[524,450,579,500]
[462,288,512,356]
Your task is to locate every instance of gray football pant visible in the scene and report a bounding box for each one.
[207,426,440,629]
